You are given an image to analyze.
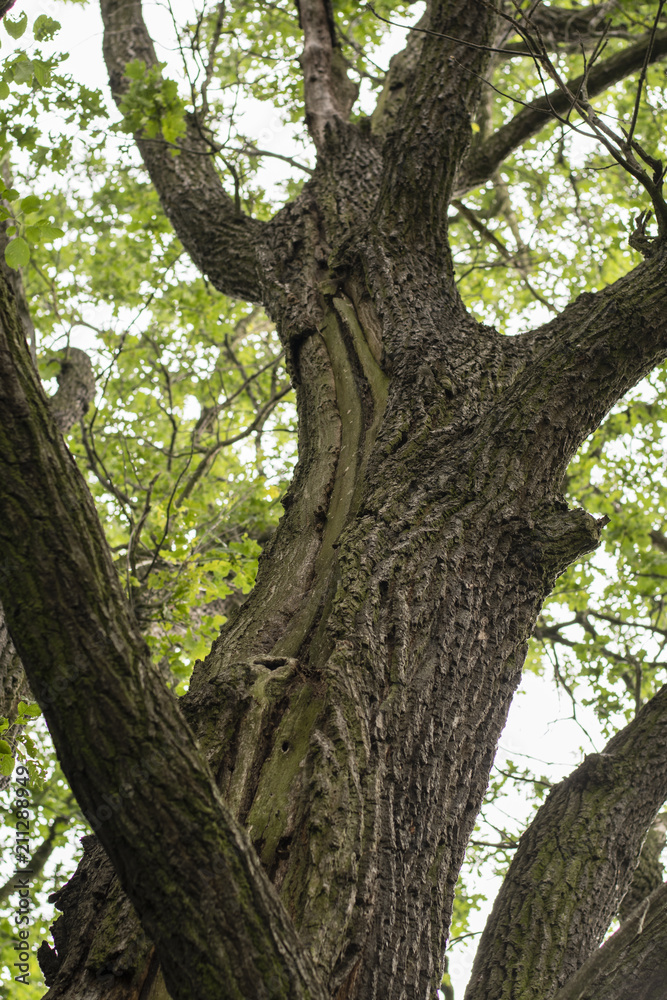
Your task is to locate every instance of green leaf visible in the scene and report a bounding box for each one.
[32,59,49,87]
[39,224,65,241]
[0,81,9,100]
[33,14,61,42]
[12,58,33,85]
[17,702,41,718]
[4,237,30,269]
[0,753,14,776]
[0,739,11,754]
[20,194,41,214]
[4,11,28,39]
[125,59,148,81]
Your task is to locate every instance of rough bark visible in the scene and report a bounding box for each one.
[4,2,667,999]
[463,685,667,1000]
[0,341,95,728]
[551,881,667,1000]
[39,215,667,1000]
[0,270,327,1000]
[37,837,154,997]
[0,243,96,735]
[619,811,667,922]
[295,0,357,147]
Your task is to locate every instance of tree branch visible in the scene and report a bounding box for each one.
[464,683,667,1000]
[0,607,28,721]
[0,263,94,733]
[0,270,326,1000]
[296,0,357,147]
[619,810,667,922]
[0,810,73,905]
[456,25,667,196]
[503,2,635,54]
[502,248,667,499]
[551,881,667,1000]
[47,347,95,434]
[377,0,498,243]
[99,0,266,303]
[369,7,428,138]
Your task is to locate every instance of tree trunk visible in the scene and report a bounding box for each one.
[3,2,667,999]
[35,236,667,999]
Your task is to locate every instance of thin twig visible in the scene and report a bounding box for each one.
[626,0,665,146]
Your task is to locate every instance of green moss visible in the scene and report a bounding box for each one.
[245,685,324,867]
[331,295,389,413]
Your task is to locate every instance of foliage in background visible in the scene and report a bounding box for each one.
[1,0,667,993]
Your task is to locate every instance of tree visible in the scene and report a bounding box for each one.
[1,1,667,998]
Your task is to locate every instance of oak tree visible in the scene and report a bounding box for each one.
[2,2,667,999]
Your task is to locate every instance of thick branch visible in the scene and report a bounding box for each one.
[502,2,634,55]
[48,347,95,434]
[464,684,667,1000]
[100,0,266,303]
[370,8,427,138]
[0,258,94,727]
[0,342,94,722]
[551,881,667,1000]
[504,248,667,496]
[296,0,357,146]
[456,26,667,197]
[0,271,326,1000]
[619,810,667,921]
[377,0,497,242]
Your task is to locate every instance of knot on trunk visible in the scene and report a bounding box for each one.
[508,504,607,594]
[537,503,607,582]
[48,348,96,435]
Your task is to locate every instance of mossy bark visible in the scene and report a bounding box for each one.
[32,235,667,999]
[4,2,667,1000]
[0,272,328,1000]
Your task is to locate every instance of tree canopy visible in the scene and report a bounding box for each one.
[1,2,667,998]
